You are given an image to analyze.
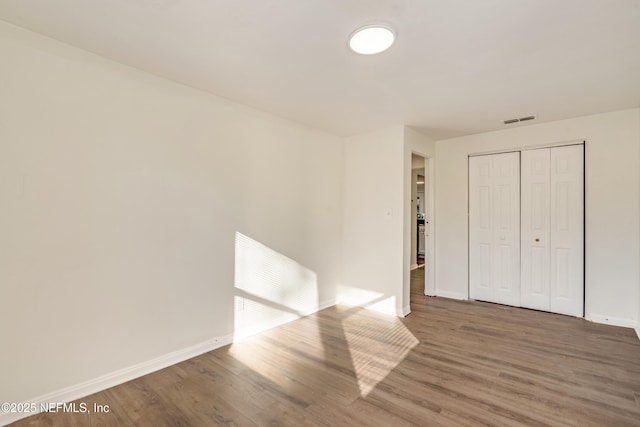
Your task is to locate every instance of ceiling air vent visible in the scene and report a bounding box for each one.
[504,115,536,125]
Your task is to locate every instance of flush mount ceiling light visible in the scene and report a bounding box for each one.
[349,25,395,55]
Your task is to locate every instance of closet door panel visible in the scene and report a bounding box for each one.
[521,149,551,310]
[469,153,520,306]
[550,145,584,317]
[491,153,521,306]
[469,156,494,302]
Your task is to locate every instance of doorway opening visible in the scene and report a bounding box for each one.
[409,153,434,305]
[411,157,426,270]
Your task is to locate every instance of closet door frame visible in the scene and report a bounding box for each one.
[468,141,585,318]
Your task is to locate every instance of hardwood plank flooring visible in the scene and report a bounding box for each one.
[11,268,640,426]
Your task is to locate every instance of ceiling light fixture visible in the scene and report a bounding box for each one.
[349,25,395,55]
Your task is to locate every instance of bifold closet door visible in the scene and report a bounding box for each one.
[521,145,584,317]
[549,145,584,316]
[521,149,551,311]
[469,152,520,307]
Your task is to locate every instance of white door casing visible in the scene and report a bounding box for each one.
[469,152,521,307]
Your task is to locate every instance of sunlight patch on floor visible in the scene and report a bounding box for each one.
[342,310,418,396]
[228,315,324,395]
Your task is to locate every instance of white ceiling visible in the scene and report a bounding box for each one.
[1,0,639,139]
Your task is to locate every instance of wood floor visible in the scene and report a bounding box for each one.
[12,268,640,426]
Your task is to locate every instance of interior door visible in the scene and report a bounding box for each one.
[521,149,551,310]
[469,152,521,306]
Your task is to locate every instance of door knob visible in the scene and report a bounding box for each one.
[535,238,540,242]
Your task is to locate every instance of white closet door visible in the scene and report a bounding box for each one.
[521,149,551,311]
[549,145,584,316]
[521,145,584,316]
[469,153,520,306]
[469,155,494,303]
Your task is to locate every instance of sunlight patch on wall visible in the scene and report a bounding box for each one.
[338,287,397,316]
[343,310,418,396]
[234,232,318,340]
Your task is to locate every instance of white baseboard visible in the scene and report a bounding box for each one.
[410,264,419,271]
[0,300,336,427]
[586,313,638,329]
[635,326,640,341]
[234,299,336,341]
[435,290,468,300]
[0,333,233,426]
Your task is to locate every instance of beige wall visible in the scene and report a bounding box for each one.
[341,126,434,317]
[435,108,640,327]
[2,15,639,424]
[341,125,405,315]
[0,20,344,410]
